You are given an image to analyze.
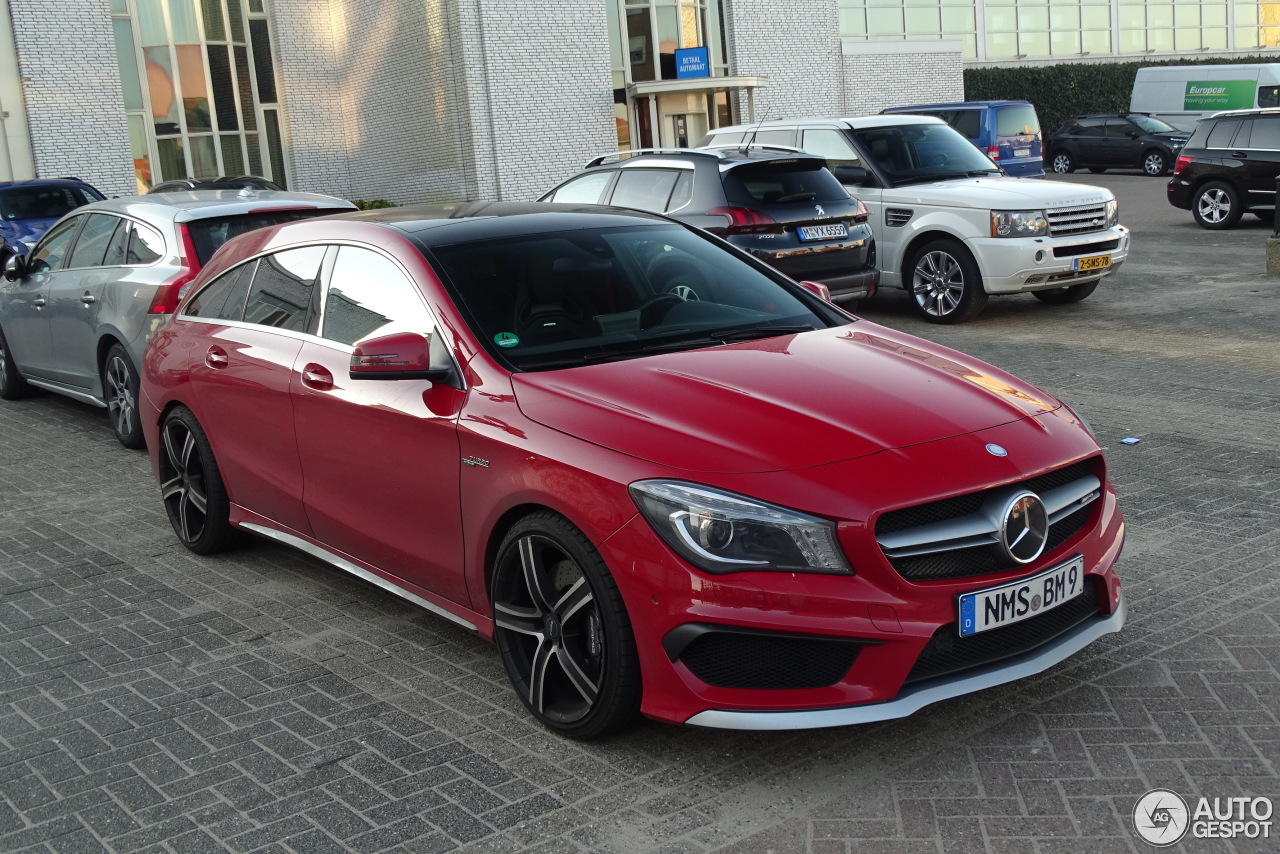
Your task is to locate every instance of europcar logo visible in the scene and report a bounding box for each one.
[1134,789,1275,845]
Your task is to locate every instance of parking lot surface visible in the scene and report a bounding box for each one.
[1,172,1277,854]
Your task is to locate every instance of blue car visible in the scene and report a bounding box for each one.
[0,178,106,259]
[880,101,1046,178]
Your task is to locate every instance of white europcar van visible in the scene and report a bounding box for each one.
[699,116,1130,323]
[1131,64,1280,132]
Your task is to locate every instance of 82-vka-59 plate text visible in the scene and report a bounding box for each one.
[958,556,1085,637]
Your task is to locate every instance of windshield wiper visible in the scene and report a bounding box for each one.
[516,326,816,368]
[718,325,815,341]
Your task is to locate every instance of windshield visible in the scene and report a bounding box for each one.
[1128,115,1179,134]
[428,224,846,371]
[0,185,104,222]
[854,123,1001,186]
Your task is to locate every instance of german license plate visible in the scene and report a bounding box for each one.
[1014,148,1031,158]
[958,556,1085,637]
[797,223,848,242]
[1074,253,1111,272]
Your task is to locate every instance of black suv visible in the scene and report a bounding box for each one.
[539,148,878,306]
[1047,114,1189,177]
[1167,108,1280,229]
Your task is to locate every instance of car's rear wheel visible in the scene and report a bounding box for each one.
[1050,151,1075,174]
[103,344,145,449]
[1192,181,1242,229]
[1142,150,1168,176]
[491,512,639,739]
[159,406,235,554]
[907,239,988,324]
[1032,281,1099,304]
[0,325,31,400]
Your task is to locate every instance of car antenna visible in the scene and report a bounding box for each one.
[741,108,772,154]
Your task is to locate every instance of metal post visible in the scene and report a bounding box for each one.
[1273,175,1280,238]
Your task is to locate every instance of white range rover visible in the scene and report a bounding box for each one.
[699,115,1130,323]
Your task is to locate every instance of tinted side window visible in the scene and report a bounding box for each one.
[27,218,81,273]
[547,172,612,204]
[126,222,165,265]
[1075,118,1106,137]
[667,171,694,211]
[184,260,257,320]
[752,129,797,146]
[1104,119,1133,138]
[243,245,326,332]
[102,219,130,266]
[1260,86,1280,109]
[1247,117,1280,150]
[610,169,680,212]
[321,247,432,346]
[66,214,121,268]
[1205,118,1243,149]
[1186,121,1214,147]
[939,110,981,140]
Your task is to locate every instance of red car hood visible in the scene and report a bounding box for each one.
[511,323,1063,473]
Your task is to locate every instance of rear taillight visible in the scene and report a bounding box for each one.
[987,145,1000,161]
[1173,155,1192,176]
[707,206,783,235]
[148,223,201,315]
[853,198,869,224]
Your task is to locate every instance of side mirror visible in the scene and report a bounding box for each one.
[831,164,872,186]
[349,330,460,388]
[796,280,832,302]
[1127,130,1140,139]
[3,253,27,282]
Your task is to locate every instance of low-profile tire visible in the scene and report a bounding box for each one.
[159,406,235,554]
[1032,280,1099,304]
[0,325,31,400]
[1050,151,1075,174]
[1142,150,1169,177]
[491,512,640,739]
[906,239,989,324]
[1192,181,1242,230]
[1087,167,1107,174]
[103,344,145,449]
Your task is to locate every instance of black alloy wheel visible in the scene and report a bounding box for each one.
[1032,280,1099,304]
[103,344,145,448]
[0,325,31,400]
[159,406,235,554]
[1142,150,1168,177]
[491,512,639,738]
[907,239,989,324]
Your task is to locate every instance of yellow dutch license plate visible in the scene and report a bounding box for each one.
[1074,254,1111,272]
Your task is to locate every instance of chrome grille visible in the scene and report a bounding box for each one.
[875,460,1102,582]
[886,208,913,228]
[1046,203,1110,237]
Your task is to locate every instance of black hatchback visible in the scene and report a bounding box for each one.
[539,148,878,307]
[1047,114,1189,177]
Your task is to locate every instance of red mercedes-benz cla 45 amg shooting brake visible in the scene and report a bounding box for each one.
[140,202,1125,738]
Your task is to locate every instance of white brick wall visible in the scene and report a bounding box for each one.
[723,0,844,122]
[8,0,134,196]
[841,41,965,115]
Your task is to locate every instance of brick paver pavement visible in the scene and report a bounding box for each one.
[1,173,1276,853]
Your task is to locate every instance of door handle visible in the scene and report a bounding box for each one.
[32,297,46,308]
[1231,151,1249,158]
[205,346,229,369]
[301,363,334,390]
[80,294,96,305]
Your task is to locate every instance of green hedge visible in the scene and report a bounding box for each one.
[964,55,1280,138]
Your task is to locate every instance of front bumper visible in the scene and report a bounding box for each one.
[970,225,1130,294]
[687,594,1125,730]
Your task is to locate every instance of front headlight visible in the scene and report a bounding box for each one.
[629,480,851,575]
[1104,199,1119,228]
[990,210,1048,238]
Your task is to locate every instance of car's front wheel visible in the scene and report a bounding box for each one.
[1050,151,1075,174]
[1192,181,1242,229]
[1142,150,1169,177]
[1032,281,1099,304]
[159,406,235,554]
[0,325,31,401]
[103,344,145,449]
[491,512,640,738]
[907,240,989,324]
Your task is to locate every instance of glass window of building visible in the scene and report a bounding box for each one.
[110,0,286,192]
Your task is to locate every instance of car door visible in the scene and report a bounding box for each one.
[1103,119,1139,167]
[1,216,82,379]
[46,213,123,388]
[184,246,326,537]
[1073,118,1108,165]
[291,244,468,603]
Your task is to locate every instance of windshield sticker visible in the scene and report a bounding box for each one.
[494,332,520,348]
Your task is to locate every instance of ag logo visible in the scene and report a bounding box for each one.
[1134,789,1189,846]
